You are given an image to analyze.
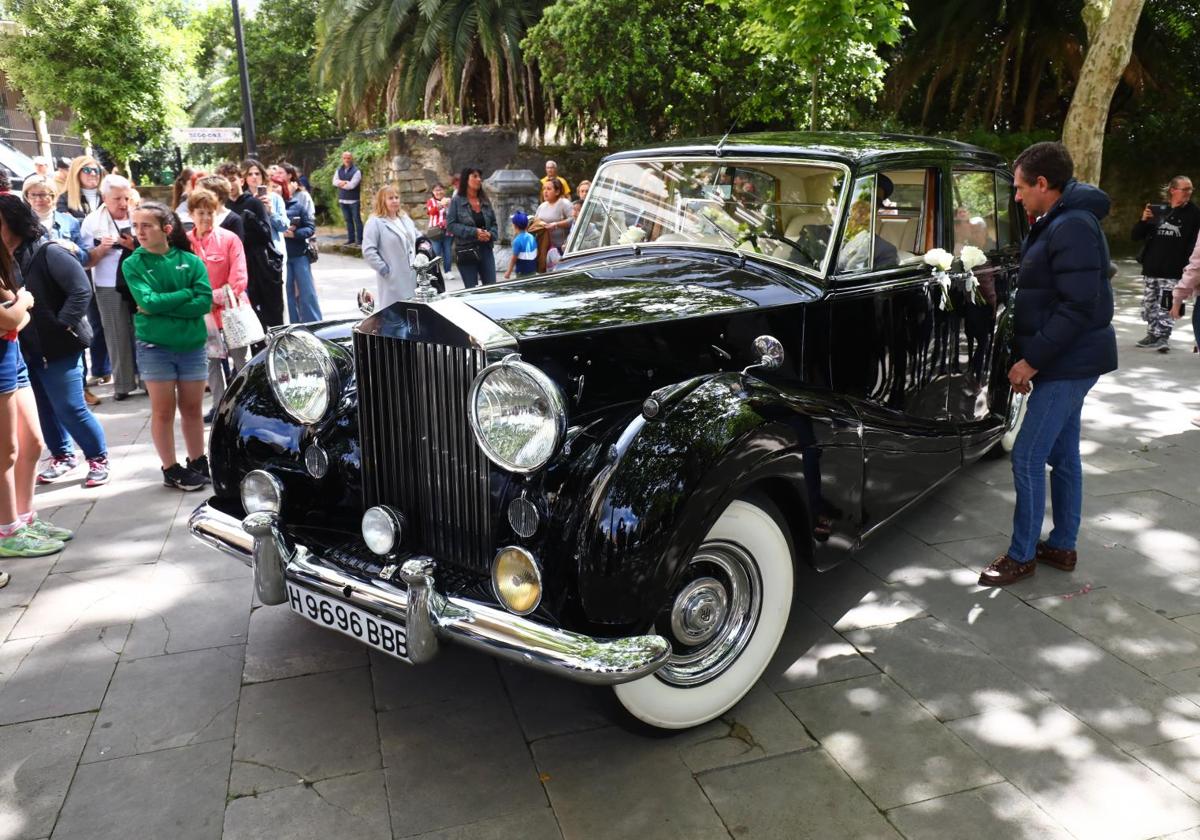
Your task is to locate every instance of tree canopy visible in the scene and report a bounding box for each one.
[523,0,809,145]
[0,0,194,166]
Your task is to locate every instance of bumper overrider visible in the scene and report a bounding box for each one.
[188,500,671,685]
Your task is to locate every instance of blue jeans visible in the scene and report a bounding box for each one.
[340,202,363,244]
[86,296,110,378]
[433,233,453,271]
[287,256,323,323]
[27,352,107,459]
[1008,376,1099,563]
[458,246,496,289]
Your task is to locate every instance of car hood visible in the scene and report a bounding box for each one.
[458,253,803,340]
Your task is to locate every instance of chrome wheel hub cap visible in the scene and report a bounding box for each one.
[657,541,762,688]
[670,578,728,646]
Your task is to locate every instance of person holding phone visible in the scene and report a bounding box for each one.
[1132,175,1199,352]
[80,174,140,399]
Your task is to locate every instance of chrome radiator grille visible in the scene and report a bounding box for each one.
[355,331,492,571]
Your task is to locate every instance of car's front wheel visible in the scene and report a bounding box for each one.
[613,499,793,729]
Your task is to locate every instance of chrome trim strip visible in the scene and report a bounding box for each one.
[425,297,518,350]
[188,502,671,685]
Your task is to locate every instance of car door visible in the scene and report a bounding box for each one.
[827,165,962,533]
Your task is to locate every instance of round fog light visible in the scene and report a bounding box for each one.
[361,506,402,556]
[491,547,542,615]
[241,470,283,514]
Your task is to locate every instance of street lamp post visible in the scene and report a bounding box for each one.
[231,0,257,158]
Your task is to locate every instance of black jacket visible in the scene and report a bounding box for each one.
[446,192,498,248]
[1014,180,1118,381]
[13,237,94,363]
[220,208,245,241]
[1132,202,1200,279]
[230,191,284,329]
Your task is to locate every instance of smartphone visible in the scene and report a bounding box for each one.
[256,185,268,197]
[1151,203,1170,218]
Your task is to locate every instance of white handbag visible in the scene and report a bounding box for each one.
[219,286,265,350]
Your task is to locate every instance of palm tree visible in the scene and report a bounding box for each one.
[881,0,1161,133]
[314,0,546,133]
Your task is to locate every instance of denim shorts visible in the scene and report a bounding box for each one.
[0,340,29,394]
[135,341,208,382]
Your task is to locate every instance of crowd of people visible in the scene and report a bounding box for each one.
[0,154,332,584]
[0,151,590,582]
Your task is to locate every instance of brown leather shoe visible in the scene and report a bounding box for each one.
[978,555,1035,587]
[1036,542,1077,571]
[84,388,100,407]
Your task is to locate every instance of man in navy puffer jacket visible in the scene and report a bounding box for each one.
[980,141,1118,587]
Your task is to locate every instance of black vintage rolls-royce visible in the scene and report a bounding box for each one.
[189,133,1027,729]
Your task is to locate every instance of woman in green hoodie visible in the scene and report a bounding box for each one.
[123,202,213,491]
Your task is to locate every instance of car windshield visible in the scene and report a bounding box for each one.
[567,159,846,274]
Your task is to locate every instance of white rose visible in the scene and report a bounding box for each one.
[923,247,954,272]
[618,226,647,245]
[960,245,988,271]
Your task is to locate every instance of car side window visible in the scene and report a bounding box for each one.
[951,170,998,254]
[994,172,1019,249]
[837,170,936,274]
[875,168,936,268]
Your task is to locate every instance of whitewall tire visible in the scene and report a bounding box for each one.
[613,499,793,729]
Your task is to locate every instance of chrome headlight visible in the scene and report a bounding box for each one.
[267,330,337,424]
[468,356,566,473]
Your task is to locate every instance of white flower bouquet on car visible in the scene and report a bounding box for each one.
[923,248,954,311]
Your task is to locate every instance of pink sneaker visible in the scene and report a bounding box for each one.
[85,457,110,487]
[37,454,78,484]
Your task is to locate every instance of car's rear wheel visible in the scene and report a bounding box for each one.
[613,499,793,729]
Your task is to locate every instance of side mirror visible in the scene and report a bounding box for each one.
[742,335,784,376]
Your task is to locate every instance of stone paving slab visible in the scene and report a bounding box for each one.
[885,781,1075,840]
[532,726,727,840]
[223,770,392,840]
[379,695,546,837]
[51,738,231,840]
[950,705,1200,840]
[0,624,128,725]
[697,750,902,839]
[780,673,1003,810]
[242,604,367,684]
[845,616,1042,722]
[401,809,563,840]
[1031,589,1200,678]
[123,573,251,658]
[0,713,93,840]
[81,644,243,763]
[231,667,380,797]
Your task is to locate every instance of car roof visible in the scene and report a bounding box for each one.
[601,131,1008,169]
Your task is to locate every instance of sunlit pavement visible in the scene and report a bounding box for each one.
[3,257,1200,839]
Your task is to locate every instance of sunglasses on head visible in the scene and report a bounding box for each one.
[81,166,101,175]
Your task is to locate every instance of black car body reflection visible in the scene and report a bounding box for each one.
[195,133,1026,729]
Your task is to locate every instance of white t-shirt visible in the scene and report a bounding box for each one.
[536,198,574,248]
[80,207,132,288]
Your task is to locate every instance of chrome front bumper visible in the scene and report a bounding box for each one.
[188,501,670,685]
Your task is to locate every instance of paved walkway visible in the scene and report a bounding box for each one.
[3,260,1200,840]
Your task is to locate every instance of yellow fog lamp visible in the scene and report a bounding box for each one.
[491,547,542,615]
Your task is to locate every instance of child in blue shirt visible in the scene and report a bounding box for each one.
[505,211,538,279]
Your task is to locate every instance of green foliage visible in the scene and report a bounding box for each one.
[524,0,809,145]
[314,0,544,130]
[0,0,195,167]
[186,0,337,147]
[309,134,389,220]
[726,0,910,129]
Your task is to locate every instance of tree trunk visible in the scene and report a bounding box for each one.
[1062,0,1146,184]
[809,64,821,131]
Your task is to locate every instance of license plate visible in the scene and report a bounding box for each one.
[286,582,409,661]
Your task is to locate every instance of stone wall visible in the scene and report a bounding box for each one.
[388,124,520,223]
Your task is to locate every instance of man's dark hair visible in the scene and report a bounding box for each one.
[1014,142,1074,191]
[216,161,241,179]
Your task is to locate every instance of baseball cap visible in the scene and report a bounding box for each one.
[511,211,529,228]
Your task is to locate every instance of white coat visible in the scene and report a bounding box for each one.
[362,214,418,310]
